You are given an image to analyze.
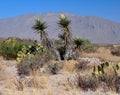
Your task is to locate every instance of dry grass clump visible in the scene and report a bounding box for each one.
[0,63,6,81]
[59,60,88,74]
[17,59,42,76]
[111,47,120,56]
[0,56,3,61]
[25,76,49,89]
[96,47,111,54]
[78,75,98,91]
[62,60,78,73]
[76,74,119,93]
[0,74,53,95]
[61,59,92,74]
[0,63,11,81]
[0,63,18,92]
[0,88,53,95]
[12,74,49,91]
[46,60,63,74]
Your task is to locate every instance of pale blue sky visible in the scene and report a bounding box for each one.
[0,0,120,23]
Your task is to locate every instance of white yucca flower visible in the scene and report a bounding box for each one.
[36,17,40,21]
[60,14,65,19]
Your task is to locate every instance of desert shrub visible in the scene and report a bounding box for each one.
[98,75,116,90]
[17,50,54,76]
[78,75,98,91]
[111,45,120,56]
[47,61,63,74]
[17,57,42,76]
[111,48,120,56]
[0,37,32,59]
[75,60,88,71]
[25,76,48,89]
[77,74,119,92]
[115,76,120,93]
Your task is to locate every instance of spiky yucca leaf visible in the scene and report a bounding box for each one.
[33,18,47,41]
[58,15,71,28]
[32,18,47,31]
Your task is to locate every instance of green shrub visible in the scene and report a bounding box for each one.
[0,37,34,59]
[0,37,22,59]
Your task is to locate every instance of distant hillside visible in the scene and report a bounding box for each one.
[0,12,120,44]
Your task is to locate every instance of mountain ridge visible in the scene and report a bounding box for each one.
[0,12,120,44]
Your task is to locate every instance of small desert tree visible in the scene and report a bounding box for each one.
[58,14,77,60]
[33,18,61,61]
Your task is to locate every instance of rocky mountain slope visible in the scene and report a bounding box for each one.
[0,12,120,44]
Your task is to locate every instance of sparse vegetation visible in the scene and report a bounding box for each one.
[0,14,120,95]
[111,45,120,56]
[0,37,34,59]
[17,51,54,76]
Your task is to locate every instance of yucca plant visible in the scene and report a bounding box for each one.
[33,18,61,61]
[32,18,48,45]
[58,14,77,60]
[73,37,91,51]
[58,14,71,46]
[73,37,84,50]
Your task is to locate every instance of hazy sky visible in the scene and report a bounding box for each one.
[0,0,120,23]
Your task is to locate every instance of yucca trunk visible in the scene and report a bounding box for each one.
[41,34,61,61]
[64,27,73,60]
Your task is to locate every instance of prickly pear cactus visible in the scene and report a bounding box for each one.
[115,62,120,76]
[92,62,120,76]
[17,43,44,63]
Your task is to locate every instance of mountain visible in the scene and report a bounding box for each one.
[0,12,120,44]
